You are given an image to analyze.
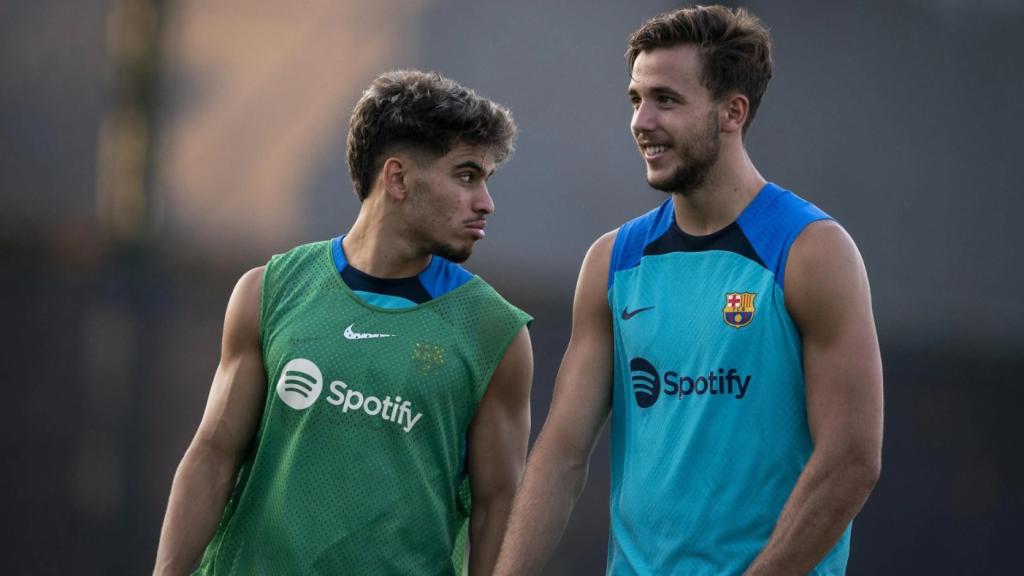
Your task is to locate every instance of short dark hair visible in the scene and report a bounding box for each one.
[626,5,773,133]
[346,70,517,201]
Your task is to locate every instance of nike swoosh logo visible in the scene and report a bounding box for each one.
[343,324,394,340]
[621,306,654,320]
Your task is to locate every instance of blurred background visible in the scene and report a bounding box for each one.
[2,0,1022,573]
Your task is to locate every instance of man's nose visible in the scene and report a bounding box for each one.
[474,184,494,215]
[631,101,656,135]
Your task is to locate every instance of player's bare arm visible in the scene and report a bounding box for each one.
[153,267,269,576]
[744,221,883,575]
[466,326,533,576]
[494,231,617,576]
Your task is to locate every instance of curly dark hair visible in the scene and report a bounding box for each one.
[626,5,773,134]
[346,70,517,201]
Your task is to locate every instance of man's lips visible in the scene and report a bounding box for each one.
[639,143,670,161]
[465,220,486,239]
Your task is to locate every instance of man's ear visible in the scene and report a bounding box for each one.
[719,93,749,134]
[381,156,411,200]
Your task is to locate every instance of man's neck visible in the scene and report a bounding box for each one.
[671,148,766,236]
[343,203,431,279]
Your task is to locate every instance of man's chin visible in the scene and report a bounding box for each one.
[435,244,473,263]
[646,166,711,196]
[645,173,677,193]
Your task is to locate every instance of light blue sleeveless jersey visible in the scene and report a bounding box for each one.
[606,183,851,575]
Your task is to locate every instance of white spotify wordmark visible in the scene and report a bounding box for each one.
[276,358,323,410]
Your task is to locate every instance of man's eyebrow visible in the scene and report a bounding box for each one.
[653,86,684,98]
[629,85,685,99]
[454,160,495,177]
[454,160,484,171]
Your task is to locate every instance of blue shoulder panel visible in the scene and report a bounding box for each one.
[608,198,675,290]
[333,235,472,303]
[331,235,347,273]
[737,183,831,288]
[418,255,474,299]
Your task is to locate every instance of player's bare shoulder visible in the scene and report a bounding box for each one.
[579,229,619,281]
[236,266,266,299]
[784,220,871,327]
[223,266,266,348]
[593,228,619,255]
[791,218,862,266]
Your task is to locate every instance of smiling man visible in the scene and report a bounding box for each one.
[496,6,883,575]
[154,70,533,576]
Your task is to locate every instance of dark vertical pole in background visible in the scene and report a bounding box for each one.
[92,0,164,572]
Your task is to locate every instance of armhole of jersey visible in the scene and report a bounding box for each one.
[607,224,630,293]
[478,311,532,397]
[607,198,675,294]
[737,184,832,288]
[258,259,273,356]
[470,283,533,408]
[776,215,830,290]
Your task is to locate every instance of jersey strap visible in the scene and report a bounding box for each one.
[737,183,831,287]
[607,198,674,290]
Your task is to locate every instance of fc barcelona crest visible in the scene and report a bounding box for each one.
[723,292,756,328]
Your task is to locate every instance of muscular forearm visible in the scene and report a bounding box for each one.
[494,443,590,576]
[153,443,240,576]
[467,494,515,576]
[744,449,880,575]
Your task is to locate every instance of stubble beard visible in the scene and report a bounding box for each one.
[647,110,721,196]
[408,180,475,264]
[427,239,473,263]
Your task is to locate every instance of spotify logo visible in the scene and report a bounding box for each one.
[630,357,660,408]
[276,358,323,410]
[628,356,753,408]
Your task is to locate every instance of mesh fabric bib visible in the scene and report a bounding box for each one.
[196,240,531,575]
